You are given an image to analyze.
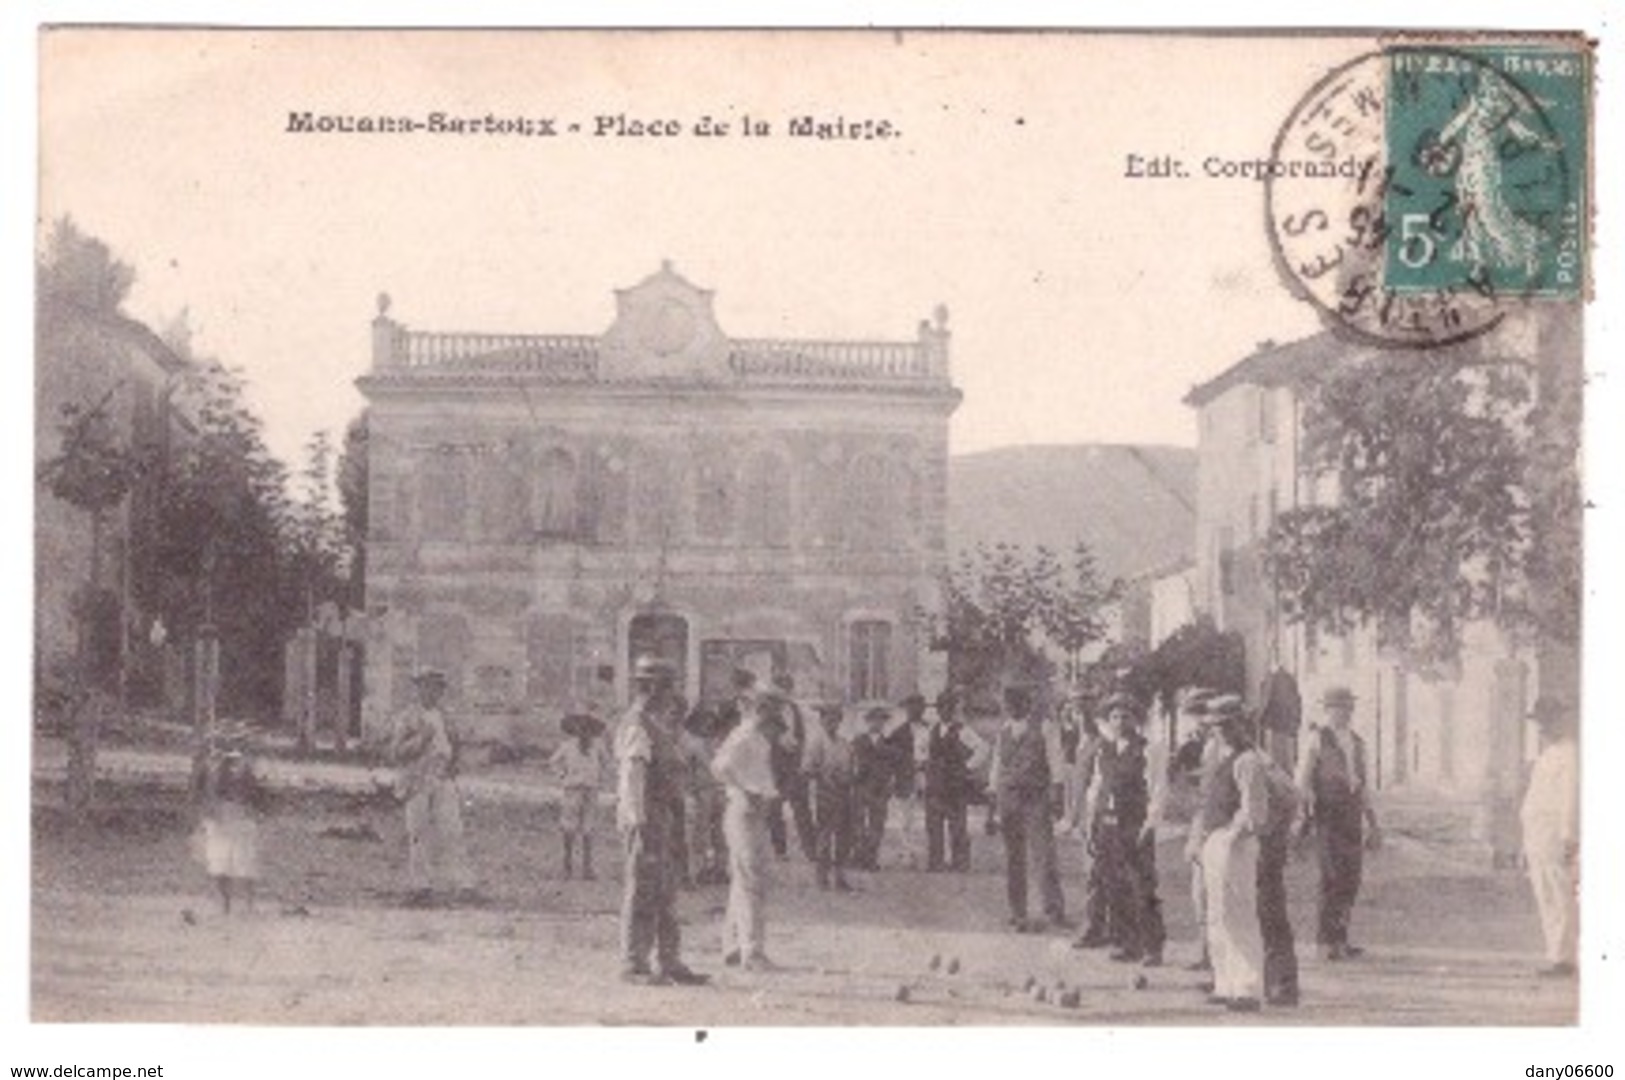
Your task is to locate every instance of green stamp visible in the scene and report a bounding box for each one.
[1385,46,1587,299]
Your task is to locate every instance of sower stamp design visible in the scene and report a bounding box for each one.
[1267,43,1588,348]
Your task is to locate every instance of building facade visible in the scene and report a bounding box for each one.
[34,295,193,714]
[355,264,960,739]
[1184,317,1572,855]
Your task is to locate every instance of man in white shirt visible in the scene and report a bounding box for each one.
[1521,696,1579,977]
[713,690,786,971]
[388,669,475,906]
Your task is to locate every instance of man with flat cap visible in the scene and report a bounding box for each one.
[1294,685,1379,960]
[614,656,707,985]
[1520,696,1579,977]
[850,706,897,871]
[387,668,476,906]
[989,681,1068,932]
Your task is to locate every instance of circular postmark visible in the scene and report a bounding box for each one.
[1265,46,1575,349]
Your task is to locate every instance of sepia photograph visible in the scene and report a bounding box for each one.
[10,11,1620,1073]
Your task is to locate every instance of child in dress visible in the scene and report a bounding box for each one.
[192,741,265,914]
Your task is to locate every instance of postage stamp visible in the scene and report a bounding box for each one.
[1266,40,1589,348]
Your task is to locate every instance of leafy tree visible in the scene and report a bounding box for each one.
[336,410,370,607]
[1035,542,1120,683]
[1263,347,1535,669]
[156,357,300,719]
[38,216,135,313]
[37,392,142,816]
[923,541,1117,713]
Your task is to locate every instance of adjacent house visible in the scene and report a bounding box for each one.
[34,294,193,714]
[1183,315,1569,857]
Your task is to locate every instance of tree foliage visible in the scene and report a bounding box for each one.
[38,217,135,313]
[1263,350,1536,668]
[336,410,370,606]
[923,541,1119,711]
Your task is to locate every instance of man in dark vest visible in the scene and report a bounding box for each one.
[923,691,979,872]
[1086,691,1166,966]
[614,656,707,985]
[850,706,896,871]
[1293,685,1380,960]
[989,682,1068,932]
[767,671,817,861]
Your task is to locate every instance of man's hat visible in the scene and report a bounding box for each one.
[1180,687,1220,714]
[1099,690,1142,716]
[899,692,928,710]
[411,667,448,686]
[633,655,677,682]
[814,699,845,719]
[933,690,959,714]
[731,667,759,691]
[1321,686,1357,710]
[1202,693,1246,726]
[864,705,891,725]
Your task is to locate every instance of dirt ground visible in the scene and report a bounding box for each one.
[30,769,1578,1028]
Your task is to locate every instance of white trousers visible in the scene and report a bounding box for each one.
[1203,827,1263,1002]
[1528,856,1578,966]
[723,795,773,961]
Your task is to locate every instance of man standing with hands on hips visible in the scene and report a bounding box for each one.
[1294,685,1380,961]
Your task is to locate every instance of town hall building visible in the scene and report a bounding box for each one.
[355,264,960,737]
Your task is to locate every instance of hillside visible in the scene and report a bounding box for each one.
[947,444,1196,581]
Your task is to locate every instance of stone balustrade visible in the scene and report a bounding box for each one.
[401,331,602,372]
[729,339,946,382]
[379,327,948,385]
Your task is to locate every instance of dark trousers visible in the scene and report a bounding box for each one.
[1094,820,1165,958]
[1000,792,1065,922]
[1257,827,1298,997]
[812,781,852,884]
[621,818,682,973]
[1316,805,1364,946]
[925,790,970,871]
[854,787,890,869]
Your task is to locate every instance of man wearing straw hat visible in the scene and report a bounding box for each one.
[614,656,708,985]
[387,668,476,906]
[1520,696,1579,977]
[1293,685,1380,960]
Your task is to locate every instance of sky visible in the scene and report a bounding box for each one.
[32,29,1356,469]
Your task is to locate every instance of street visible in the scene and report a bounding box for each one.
[31,762,1575,1026]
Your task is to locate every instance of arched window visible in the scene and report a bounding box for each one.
[740,449,791,548]
[536,447,578,538]
[419,452,468,541]
[848,619,892,701]
[846,454,890,550]
[694,457,734,541]
[476,447,529,541]
[628,612,690,691]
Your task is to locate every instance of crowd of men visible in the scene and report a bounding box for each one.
[382,660,1581,1006]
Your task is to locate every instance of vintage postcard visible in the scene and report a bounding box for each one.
[20,20,1613,1070]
